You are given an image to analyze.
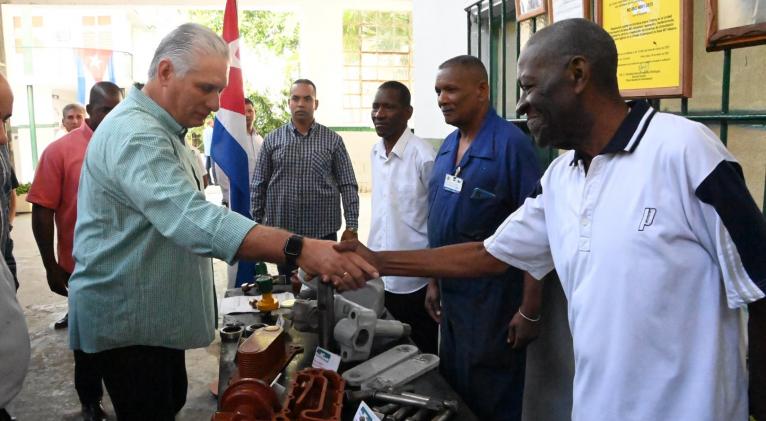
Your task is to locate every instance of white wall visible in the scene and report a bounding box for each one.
[411,0,470,140]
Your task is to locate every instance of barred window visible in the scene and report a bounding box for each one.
[342,10,413,124]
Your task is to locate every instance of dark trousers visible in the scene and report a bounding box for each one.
[3,236,17,289]
[73,350,104,405]
[385,287,439,355]
[92,345,187,420]
[277,232,338,277]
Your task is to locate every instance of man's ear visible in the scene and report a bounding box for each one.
[405,105,413,120]
[568,56,590,94]
[477,79,490,102]
[157,59,175,85]
[314,99,319,110]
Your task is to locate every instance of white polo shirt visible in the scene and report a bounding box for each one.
[484,101,766,420]
[369,129,435,294]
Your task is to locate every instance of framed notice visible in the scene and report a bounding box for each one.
[706,0,766,51]
[597,0,693,98]
[516,0,547,21]
[549,0,591,23]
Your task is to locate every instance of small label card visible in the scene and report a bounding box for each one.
[353,401,381,421]
[311,346,341,372]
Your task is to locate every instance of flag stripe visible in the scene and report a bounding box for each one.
[211,0,255,287]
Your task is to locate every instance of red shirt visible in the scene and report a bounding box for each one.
[27,123,93,273]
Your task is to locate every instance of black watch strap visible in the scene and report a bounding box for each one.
[283,235,304,266]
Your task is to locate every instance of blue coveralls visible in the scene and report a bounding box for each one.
[428,109,540,421]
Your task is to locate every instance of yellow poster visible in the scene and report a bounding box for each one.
[601,0,681,91]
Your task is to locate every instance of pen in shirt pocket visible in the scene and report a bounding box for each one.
[470,187,496,199]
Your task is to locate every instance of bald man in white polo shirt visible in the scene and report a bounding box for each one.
[339,19,766,421]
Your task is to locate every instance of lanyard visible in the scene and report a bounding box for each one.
[454,166,462,177]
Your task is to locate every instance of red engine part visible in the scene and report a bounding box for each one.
[237,326,303,385]
[276,368,345,421]
[212,378,282,421]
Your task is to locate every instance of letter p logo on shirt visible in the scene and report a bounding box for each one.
[638,208,657,231]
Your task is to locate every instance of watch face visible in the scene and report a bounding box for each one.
[285,235,303,256]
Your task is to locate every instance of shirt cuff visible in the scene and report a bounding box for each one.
[212,212,258,264]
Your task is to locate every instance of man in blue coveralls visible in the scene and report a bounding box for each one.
[425,55,542,420]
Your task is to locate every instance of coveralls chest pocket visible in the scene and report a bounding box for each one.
[457,161,503,241]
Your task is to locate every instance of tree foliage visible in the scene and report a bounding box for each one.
[188,9,299,56]
[186,9,298,143]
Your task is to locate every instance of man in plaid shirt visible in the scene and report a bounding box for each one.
[251,79,359,277]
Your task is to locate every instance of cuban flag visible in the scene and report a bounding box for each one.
[76,48,116,104]
[211,0,256,287]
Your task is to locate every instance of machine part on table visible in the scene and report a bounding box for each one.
[429,409,455,421]
[403,407,430,421]
[317,280,335,350]
[291,278,412,362]
[346,390,458,413]
[342,344,419,386]
[390,406,415,421]
[276,368,345,421]
[218,325,244,405]
[291,299,319,331]
[212,378,282,421]
[333,296,411,362]
[361,354,440,390]
[253,276,280,312]
[237,325,303,385]
[372,403,400,415]
[244,323,268,339]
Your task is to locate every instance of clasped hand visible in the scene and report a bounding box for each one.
[297,238,379,290]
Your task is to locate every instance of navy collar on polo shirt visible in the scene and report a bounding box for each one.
[570,100,657,166]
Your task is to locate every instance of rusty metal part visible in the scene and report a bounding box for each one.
[276,368,345,421]
[212,378,281,421]
[237,326,303,385]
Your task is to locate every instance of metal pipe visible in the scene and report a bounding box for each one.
[501,0,507,118]
[317,280,335,350]
[488,0,494,106]
[515,20,521,118]
[25,85,39,169]
[430,408,455,421]
[217,324,243,408]
[477,2,482,60]
[721,48,731,145]
[466,6,472,54]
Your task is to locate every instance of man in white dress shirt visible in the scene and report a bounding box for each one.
[368,81,438,353]
[218,98,264,207]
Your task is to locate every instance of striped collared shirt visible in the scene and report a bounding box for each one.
[69,86,256,353]
[251,120,359,238]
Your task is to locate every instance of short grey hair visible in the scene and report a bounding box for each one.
[62,103,85,119]
[147,23,229,80]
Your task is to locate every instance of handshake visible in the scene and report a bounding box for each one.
[297,238,381,290]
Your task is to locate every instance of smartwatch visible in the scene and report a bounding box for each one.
[283,235,304,266]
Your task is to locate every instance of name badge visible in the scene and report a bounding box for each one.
[444,174,463,193]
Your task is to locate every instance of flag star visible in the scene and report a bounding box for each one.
[228,40,241,69]
[89,55,102,68]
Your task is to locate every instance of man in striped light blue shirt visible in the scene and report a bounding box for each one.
[68,23,376,420]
